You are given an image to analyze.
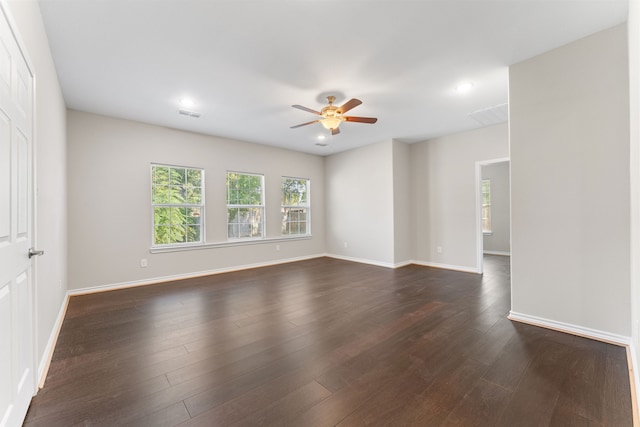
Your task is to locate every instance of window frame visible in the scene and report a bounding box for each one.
[281,176,311,236]
[481,178,492,234]
[226,171,265,240]
[150,163,205,248]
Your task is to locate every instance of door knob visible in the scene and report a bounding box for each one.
[28,248,44,258]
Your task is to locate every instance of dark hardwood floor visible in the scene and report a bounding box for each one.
[24,256,632,426]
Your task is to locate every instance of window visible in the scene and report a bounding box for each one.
[482,179,491,234]
[227,172,264,239]
[281,177,310,235]
[152,164,204,246]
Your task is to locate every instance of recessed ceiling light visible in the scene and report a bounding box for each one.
[317,135,326,140]
[179,98,196,108]
[455,82,474,94]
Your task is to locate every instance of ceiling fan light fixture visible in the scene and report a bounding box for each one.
[320,116,343,131]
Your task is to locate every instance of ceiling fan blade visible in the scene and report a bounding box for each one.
[337,98,362,114]
[290,120,320,129]
[344,116,378,124]
[331,127,340,136]
[292,104,322,115]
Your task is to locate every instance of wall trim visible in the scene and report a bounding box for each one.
[627,343,640,426]
[324,253,396,269]
[322,255,479,273]
[149,235,312,254]
[411,260,480,274]
[69,253,325,296]
[65,257,489,298]
[483,250,511,256]
[393,260,413,269]
[37,293,69,388]
[508,311,630,346]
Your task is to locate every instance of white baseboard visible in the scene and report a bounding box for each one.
[508,311,630,346]
[393,260,413,269]
[37,293,69,388]
[69,254,480,297]
[628,342,640,426]
[411,260,480,274]
[324,253,397,269]
[69,253,325,296]
[483,250,511,256]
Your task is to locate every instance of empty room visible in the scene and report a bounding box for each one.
[2,0,640,426]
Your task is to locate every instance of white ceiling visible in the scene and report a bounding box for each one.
[37,0,628,156]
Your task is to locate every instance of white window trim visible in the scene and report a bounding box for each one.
[149,235,312,253]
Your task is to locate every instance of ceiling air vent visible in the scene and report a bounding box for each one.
[178,109,201,118]
[468,103,508,126]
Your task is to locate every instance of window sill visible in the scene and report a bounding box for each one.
[483,232,493,236]
[149,235,312,254]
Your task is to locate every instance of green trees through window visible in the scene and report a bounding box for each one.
[152,165,204,245]
[152,166,311,246]
[281,177,310,235]
[226,172,264,239]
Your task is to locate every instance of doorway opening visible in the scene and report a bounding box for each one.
[475,158,510,274]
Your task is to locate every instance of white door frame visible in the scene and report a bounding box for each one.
[475,157,509,274]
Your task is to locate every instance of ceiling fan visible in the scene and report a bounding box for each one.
[290,96,378,136]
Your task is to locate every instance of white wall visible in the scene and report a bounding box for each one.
[5,0,68,377]
[510,24,630,337]
[393,140,412,264]
[411,124,509,272]
[482,161,510,254]
[324,140,395,266]
[67,110,325,290]
[628,0,640,410]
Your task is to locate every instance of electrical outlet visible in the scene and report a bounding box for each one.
[344,242,348,248]
[436,246,443,254]
[140,258,148,268]
[276,244,280,251]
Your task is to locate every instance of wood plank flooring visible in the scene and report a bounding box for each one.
[24,256,633,426]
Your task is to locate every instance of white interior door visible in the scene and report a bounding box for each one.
[0,5,36,427]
